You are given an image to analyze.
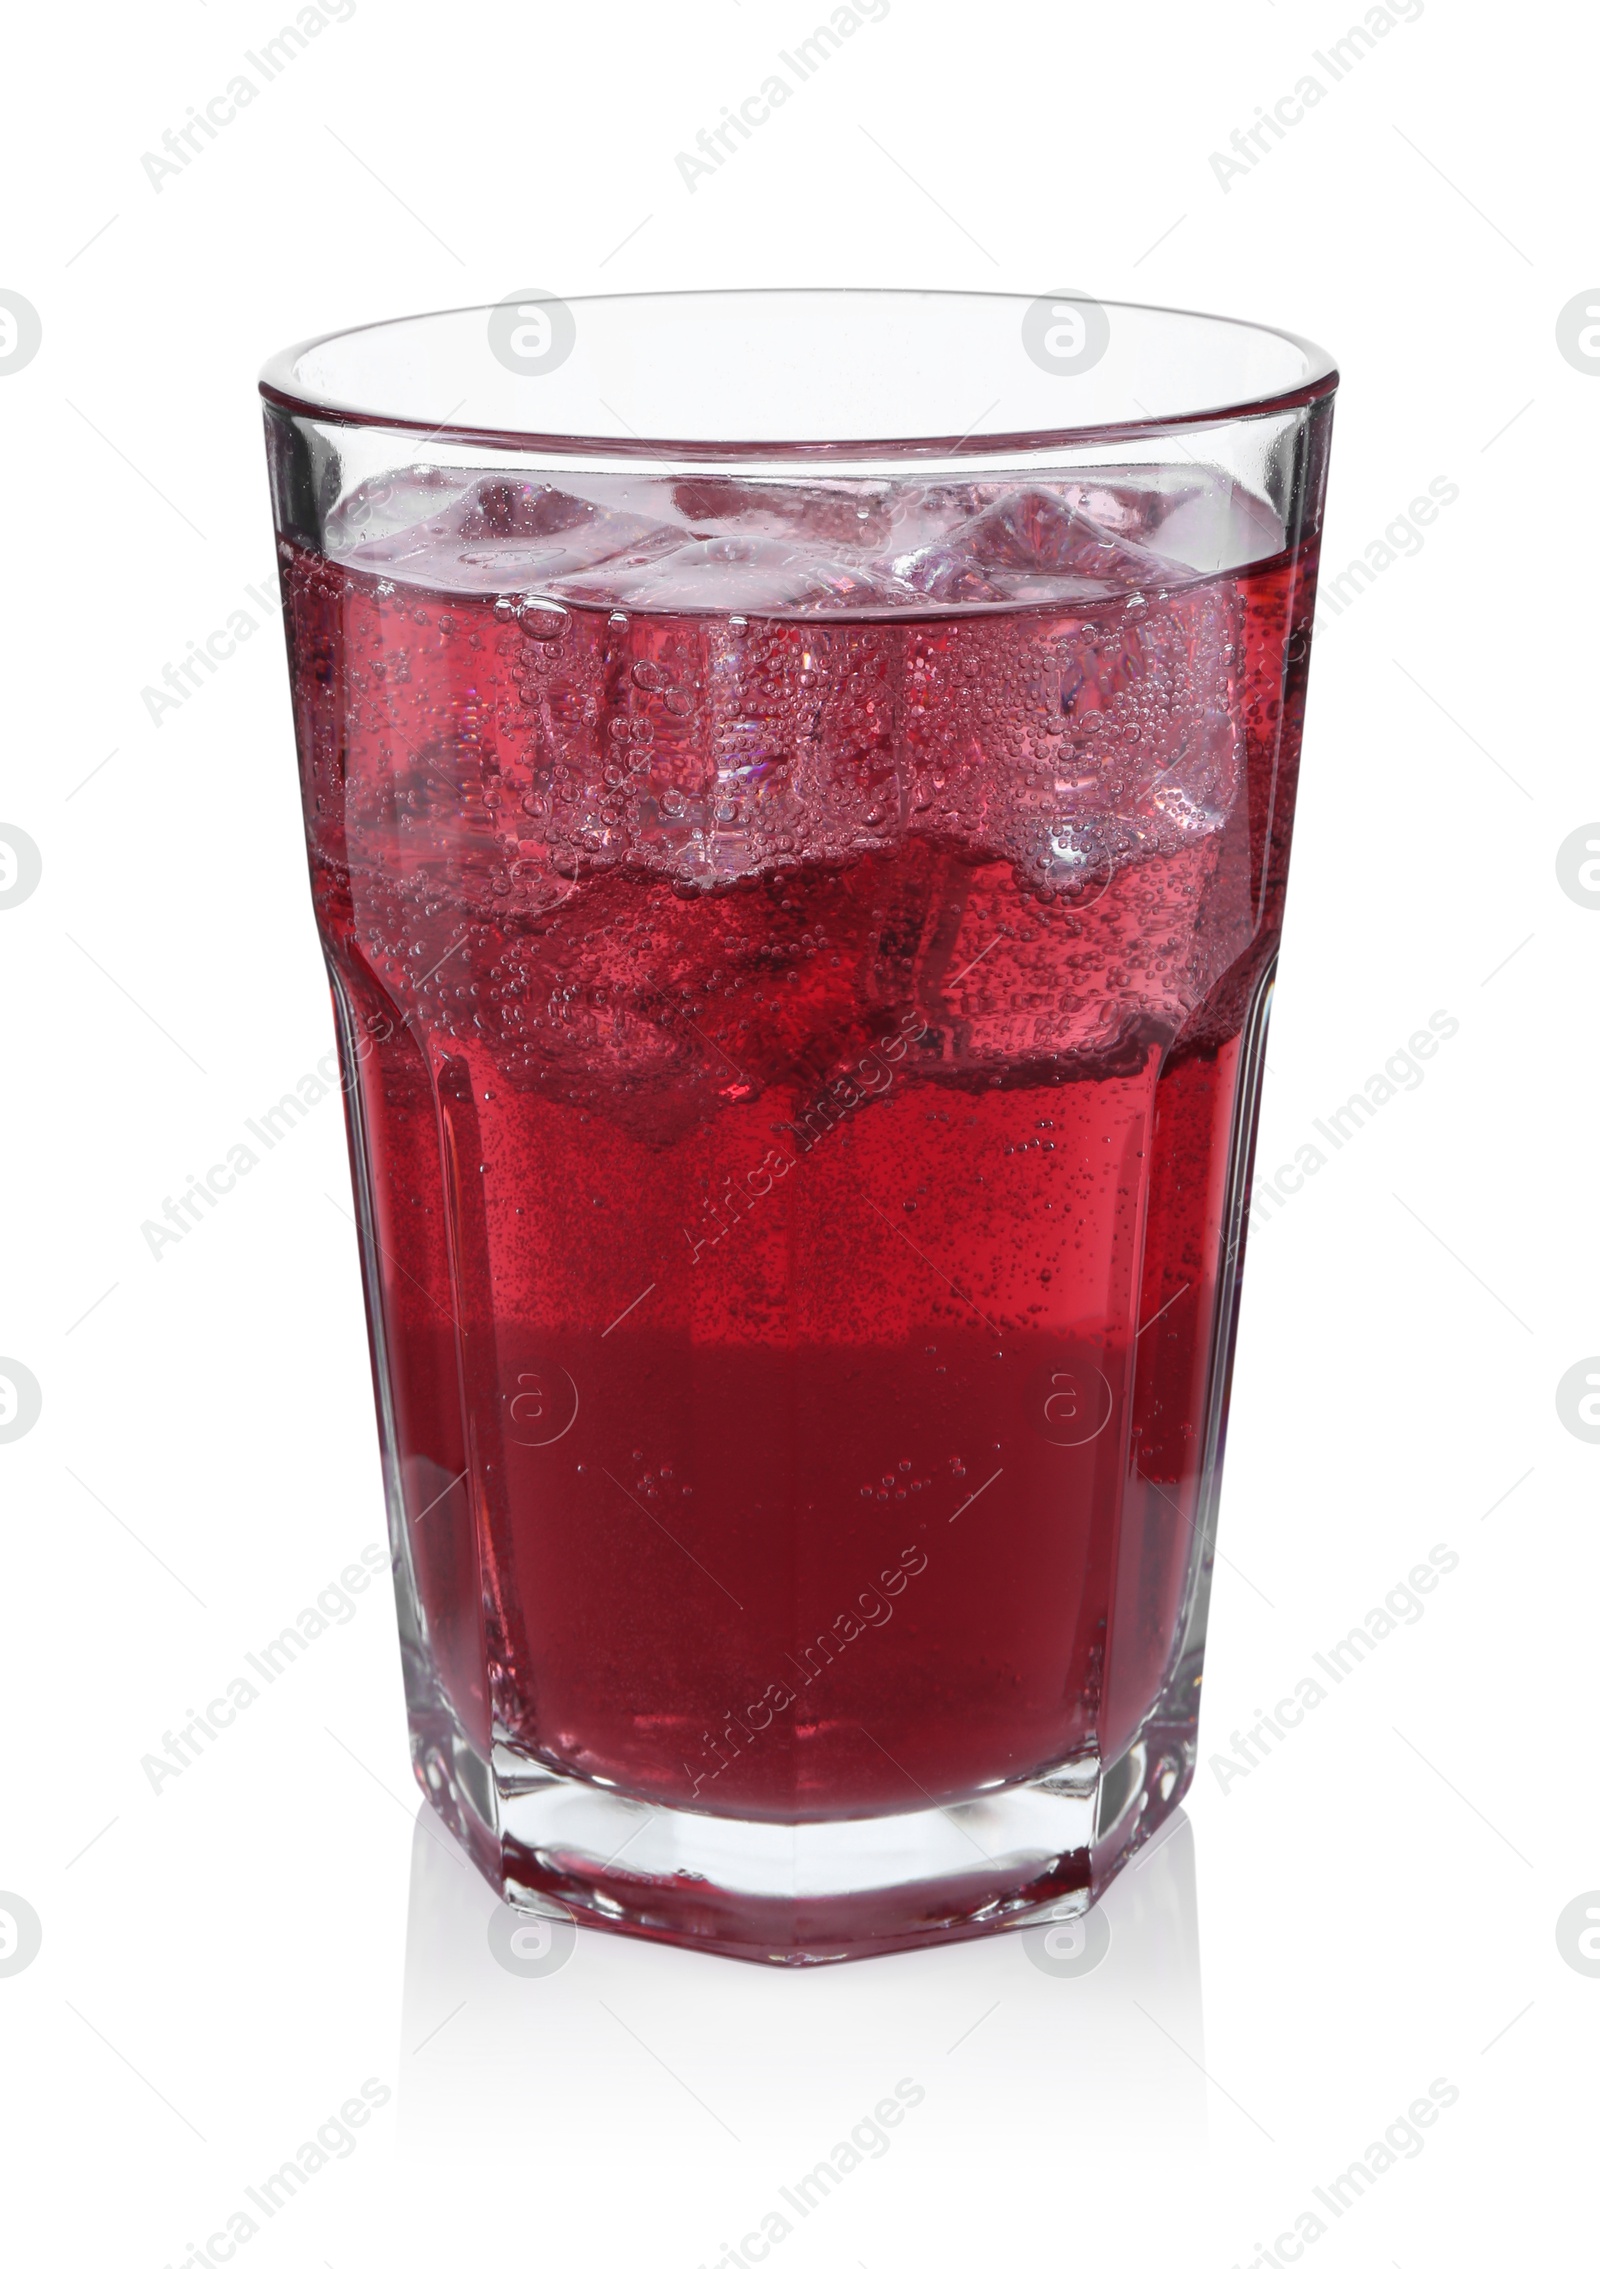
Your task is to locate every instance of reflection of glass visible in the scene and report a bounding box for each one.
[399,1806,1206,2192]
[262,293,1335,1961]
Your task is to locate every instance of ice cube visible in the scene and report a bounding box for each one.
[889,543,1009,606]
[870,484,1008,605]
[869,487,1205,611]
[326,464,476,553]
[455,479,598,541]
[962,489,1194,594]
[344,474,691,594]
[1142,481,1284,575]
[546,534,914,615]
[907,836,1239,1070]
[670,477,896,552]
[895,567,1245,894]
[1056,469,1211,543]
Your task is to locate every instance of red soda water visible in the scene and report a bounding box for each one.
[279,463,1314,1839]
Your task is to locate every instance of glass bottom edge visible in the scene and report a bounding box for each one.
[408,1700,1197,1965]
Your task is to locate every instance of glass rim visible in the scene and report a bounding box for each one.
[259,287,1338,465]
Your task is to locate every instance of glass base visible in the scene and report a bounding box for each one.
[409,1697,1196,1964]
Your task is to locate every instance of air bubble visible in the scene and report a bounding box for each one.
[518,599,569,640]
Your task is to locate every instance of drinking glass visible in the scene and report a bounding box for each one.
[261,290,1335,1961]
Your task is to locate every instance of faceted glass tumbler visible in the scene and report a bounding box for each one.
[261,291,1335,1962]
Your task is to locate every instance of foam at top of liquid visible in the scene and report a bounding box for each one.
[330,464,1285,617]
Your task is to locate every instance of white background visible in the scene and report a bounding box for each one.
[2,1,1594,2261]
